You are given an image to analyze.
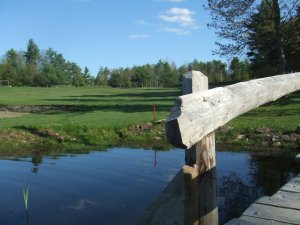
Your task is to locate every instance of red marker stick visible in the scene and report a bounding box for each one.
[152,103,156,122]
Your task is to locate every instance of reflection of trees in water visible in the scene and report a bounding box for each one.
[218,172,263,224]
[248,156,300,196]
[218,154,300,224]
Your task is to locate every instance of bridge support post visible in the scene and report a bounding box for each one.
[182,71,218,225]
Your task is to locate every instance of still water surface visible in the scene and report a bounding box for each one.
[0,148,299,225]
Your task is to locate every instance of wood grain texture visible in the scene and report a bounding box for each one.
[166,72,300,148]
[280,180,300,193]
[225,216,289,225]
[242,203,300,224]
[255,195,300,210]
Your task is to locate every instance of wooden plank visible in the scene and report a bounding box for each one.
[290,175,300,183]
[225,216,289,225]
[274,190,300,203]
[280,180,300,193]
[256,195,300,210]
[242,203,300,224]
[166,72,300,148]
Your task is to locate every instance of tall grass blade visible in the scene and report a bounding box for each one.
[23,184,29,211]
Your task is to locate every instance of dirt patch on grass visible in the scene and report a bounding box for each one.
[0,111,29,118]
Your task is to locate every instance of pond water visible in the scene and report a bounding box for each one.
[0,148,299,225]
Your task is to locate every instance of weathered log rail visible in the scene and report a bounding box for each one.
[165,71,300,225]
[166,72,300,149]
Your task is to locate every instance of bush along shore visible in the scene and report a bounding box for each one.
[0,119,299,157]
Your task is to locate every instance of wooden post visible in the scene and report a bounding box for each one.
[182,71,218,225]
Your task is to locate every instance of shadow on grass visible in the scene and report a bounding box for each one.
[63,89,181,99]
[45,97,175,103]
[243,108,300,117]
[38,104,173,115]
[0,103,174,115]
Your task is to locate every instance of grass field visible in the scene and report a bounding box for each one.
[0,86,181,152]
[230,91,300,132]
[0,86,299,152]
[0,86,180,129]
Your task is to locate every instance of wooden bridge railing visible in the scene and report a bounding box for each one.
[165,71,300,225]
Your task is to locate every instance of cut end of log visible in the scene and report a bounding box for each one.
[165,98,189,149]
[165,118,187,149]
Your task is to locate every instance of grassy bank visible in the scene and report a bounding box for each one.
[0,87,179,154]
[0,86,299,154]
[217,91,300,150]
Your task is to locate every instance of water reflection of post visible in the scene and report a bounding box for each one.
[182,72,218,225]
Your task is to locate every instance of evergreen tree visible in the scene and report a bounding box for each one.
[206,0,299,74]
[24,39,40,66]
[230,57,242,81]
[24,39,41,85]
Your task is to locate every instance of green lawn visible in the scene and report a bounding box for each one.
[0,86,299,132]
[229,91,300,132]
[0,86,181,129]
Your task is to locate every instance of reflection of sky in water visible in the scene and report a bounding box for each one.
[62,199,98,210]
[0,148,299,225]
[0,148,185,225]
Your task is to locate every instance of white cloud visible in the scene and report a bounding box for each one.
[159,7,197,27]
[128,34,153,39]
[160,27,191,35]
[71,0,91,3]
[135,20,146,26]
[154,0,185,2]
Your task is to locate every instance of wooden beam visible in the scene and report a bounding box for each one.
[182,71,218,225]
[166,72,300,148]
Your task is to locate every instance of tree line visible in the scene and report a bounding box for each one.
[0,39,238,87]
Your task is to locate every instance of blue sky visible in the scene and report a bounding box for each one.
[0,0,222,75]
